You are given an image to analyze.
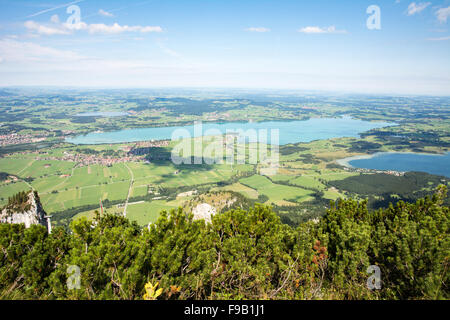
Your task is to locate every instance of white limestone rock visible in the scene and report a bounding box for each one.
[192,203,217,224]
[0,191,49,230]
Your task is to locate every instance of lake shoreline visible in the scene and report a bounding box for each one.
[336,151,450,177]
[66,117,395,145]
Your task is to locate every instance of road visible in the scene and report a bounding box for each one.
[123,163,134,217]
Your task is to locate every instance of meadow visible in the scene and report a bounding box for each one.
[240,175,315,206]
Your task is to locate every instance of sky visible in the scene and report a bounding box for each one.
[0,0,449,95]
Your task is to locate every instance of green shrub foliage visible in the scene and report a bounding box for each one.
[0,187,448,300]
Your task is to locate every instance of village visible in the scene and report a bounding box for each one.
[0,133,48,147]
[342,165,406,177]
[40,151,141,168]
[36,140,171,167]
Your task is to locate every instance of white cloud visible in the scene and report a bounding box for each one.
[139,26,164,33]
[245,27,270,33]
[0,38,184,69]
[0,38,158,72]
[99,9,114,17]
[436,6,450,23]
[80,23,163,34]
[24,20,71,35]
[0,39,82,63]
[298,26,347,34]
[0,57,3,63]
[427,36,450,41]
[50,14,60,24]
[407,2,431,16]
[24,20,163,36]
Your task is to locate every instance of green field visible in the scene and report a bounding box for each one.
[126,200,181,226]
[212,182,259,199]
[240,175,314,205]
[0,152,257,225]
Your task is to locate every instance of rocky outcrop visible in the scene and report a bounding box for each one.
[0,191,49,231]
[192,203,217,224]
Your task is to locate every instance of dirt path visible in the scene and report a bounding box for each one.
[123,163,134,217]
[17,160,35,176]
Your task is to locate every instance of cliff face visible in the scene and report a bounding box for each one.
[0,191,49,230]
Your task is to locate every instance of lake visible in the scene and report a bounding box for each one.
[342,152,450,178]
[66,117,394,145]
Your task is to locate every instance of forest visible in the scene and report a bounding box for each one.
[329,172,450,208]
[0,186,448,300]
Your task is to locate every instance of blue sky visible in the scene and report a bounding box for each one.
[0,0,449,95]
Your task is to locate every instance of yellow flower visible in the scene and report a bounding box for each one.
[143,281,163,300]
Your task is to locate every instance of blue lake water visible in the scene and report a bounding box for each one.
[66,117,395,145]
[349,152,450,178]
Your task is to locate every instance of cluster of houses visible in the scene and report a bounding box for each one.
[3,175,19,184]
[1,137,172,169]
[0,133,47,147]
[342,166,405,176]
[33,140,171,167]
[38,151,141,167]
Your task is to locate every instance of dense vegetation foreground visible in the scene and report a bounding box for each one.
[0,187,449,300]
